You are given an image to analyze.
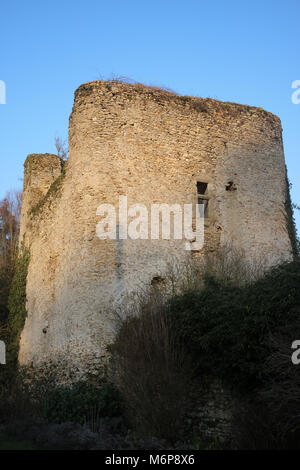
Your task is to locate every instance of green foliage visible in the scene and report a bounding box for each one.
[192,433,223,450]
[285,172,299,258]
[0,272,10,325]
[0,192,21,326]
[169,260,300,391]
[6,248,30,372]
[43,380,121,425]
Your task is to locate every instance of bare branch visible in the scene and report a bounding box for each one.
[54,136,68,161]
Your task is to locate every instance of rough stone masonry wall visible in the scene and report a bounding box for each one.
[18,81,293,378]
[19,153,63,243]
[184,377,234,445]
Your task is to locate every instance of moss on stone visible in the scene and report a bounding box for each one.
[29,163,67,218]
[24,154,60,174]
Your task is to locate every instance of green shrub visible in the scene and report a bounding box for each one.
[169,260,300,391]
[0,270,11,325]
[0,247,30,386]
[285,173,299,258]
[43,380,121,425]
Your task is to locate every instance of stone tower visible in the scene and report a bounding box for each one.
[20,153,63,242]
[18,81,293,378]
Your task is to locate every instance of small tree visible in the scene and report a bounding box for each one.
[110,293,192,440]
[54,136,68,161]
[0,190,22,325]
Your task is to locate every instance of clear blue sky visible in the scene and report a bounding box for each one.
[0,0,299,230]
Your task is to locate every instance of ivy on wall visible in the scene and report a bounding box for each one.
[285,170,299,259]
[6,246,30,372]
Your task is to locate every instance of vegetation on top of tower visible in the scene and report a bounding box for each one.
[74,78,279,123]
[29,162,67,218]
[24,154,61,175]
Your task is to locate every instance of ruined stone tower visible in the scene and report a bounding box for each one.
[18,81,293,377]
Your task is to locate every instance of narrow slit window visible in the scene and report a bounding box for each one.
[197,182,209,218]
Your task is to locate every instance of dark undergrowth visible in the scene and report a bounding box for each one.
[1,253,299,449]
[110,259,300,449]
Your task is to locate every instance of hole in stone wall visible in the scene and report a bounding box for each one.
[197,182,208,195]
[225,181,237,192]
[151,276,165,286]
